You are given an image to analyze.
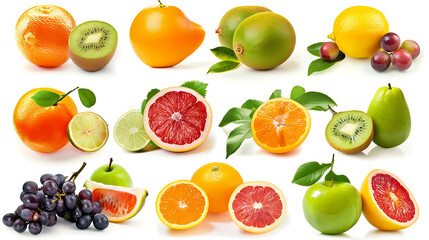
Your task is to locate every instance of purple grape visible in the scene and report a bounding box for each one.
[15,205,27,217]
[38,211,50,226]
[13,218,27,233]
[76,214,92,230]
[23,181,38,194]
[20,208,36,221]
[78,189,93,201]
[320,42,339,61]
[371,51,391,71]
[62,182,76,194]
[91,201,102,214]
[401,40,420,59]
[65,194,78,209]
[40,174,59,185]
[22,194,39,209]
[381,32,401,52]
[43,197,57,211]
[93,213,109,230]
[46,213,57,227]
[20,191,25,201]
[3,213,17,227]
[43,180,58,197]
[29,221,42,235]
[392,49,412,70]
[55,174,66,188]
[56,199,65,212]
[80,199,93,214]
[36,190,45,205]
[72,207,82,219]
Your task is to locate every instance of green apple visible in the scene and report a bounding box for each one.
[90,158,133,187]
[303,181,362,235]
[367,84,411,148]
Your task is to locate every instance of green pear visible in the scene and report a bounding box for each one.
[367,84,411,148]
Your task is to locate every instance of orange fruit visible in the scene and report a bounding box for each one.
[143,87,212,152]
[15,5,76,67]
[229,181,287,233]
[251,98,311,153]
[360,169,419,230]
[191,162,243,213]
[129,4,205,67]
[13,88,78,153]
[156,180,209,229]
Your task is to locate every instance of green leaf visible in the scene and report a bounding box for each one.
[31,90,61,107]
[141,88,160,114]
[226,121,252,159]
[290,86,305,100]
[180,80,208,97]
[294,92,337,111]
[207,61,240,74]
[308,52,346,76]
[78,88,96,108]
[210,47,239,62]
[219,108,252,127]
[292,162,332,186]
[269,89,282,100]
[241,99,263,110]
[307,42,324,57]
[325,170,351,183]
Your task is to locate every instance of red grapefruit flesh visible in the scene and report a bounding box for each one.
[360,169,419,230]
[228,181,287,233]
[143,87,212,152]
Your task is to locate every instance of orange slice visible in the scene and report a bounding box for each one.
[156,180,209,229]
[251,98,311,153]
[360,169,419,230]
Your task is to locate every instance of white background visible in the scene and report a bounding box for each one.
[0,0,427,239]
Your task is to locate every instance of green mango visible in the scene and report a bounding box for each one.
[367,84,411,148]
[233,12,296,70]
[216,6,271,49]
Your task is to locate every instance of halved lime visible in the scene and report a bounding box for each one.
[67,112,109,152]
[114,109,150,152]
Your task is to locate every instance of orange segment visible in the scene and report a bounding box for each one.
[156,180,209,229]
[251,98,311,153]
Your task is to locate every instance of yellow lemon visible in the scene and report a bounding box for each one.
[328,6,389,58]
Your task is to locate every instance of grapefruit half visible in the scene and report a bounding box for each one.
[228,181,287,233]
[84,180,148,222]
[143,87,212,152]
[360,169,419,230]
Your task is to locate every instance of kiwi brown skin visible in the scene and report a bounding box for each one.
[325,111,374,154]
[69,46,116,72]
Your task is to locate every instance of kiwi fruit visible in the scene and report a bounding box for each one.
[69,21,117,71]
[325,110,374,154]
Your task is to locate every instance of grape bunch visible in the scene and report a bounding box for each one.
[371,32,420,72]
[2,164,109,235]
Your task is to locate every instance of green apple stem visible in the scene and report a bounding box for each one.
[108,158,113,172]
[331,177,334,187]
[68,162,87,182]
[328,105,337,116]
[330,154,335,187]
[388,83,392,90]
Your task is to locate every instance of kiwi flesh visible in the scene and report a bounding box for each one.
[325,110,374,154]
[69,21,117,71]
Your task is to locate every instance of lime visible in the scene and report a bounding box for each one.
[114,109,150,152]
[67,112,109,152]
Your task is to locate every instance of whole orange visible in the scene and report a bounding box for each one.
[129,4,205,67]
[16,5,76,67]
[13,88,78,153]
[191,162,243,213]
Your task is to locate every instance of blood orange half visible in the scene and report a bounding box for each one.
[84,180,148,223]
[228,181,287,233]
[360,169,419,230]
[143,87,212,152]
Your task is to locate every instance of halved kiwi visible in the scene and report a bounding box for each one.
[325,110,374,154]
[69,21,117,71]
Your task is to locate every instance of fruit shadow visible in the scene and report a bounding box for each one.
[362,145,405,160]
[237,212,291,236]
[22,61,73,72]
[158,220,215,236]
[364,229,404,238]
[205,212,231,223]
[18,143,90,163]
[180,136,216,155]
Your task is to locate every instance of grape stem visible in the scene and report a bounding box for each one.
[68,162,87,182]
